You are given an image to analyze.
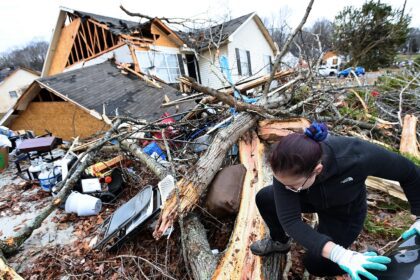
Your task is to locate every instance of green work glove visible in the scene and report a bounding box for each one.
[402,218,420,240]
[329,245,391,280]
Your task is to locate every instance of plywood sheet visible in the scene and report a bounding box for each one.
[48,18,81,76]
[10,101,108,140]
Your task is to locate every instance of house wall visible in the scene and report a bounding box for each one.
[325,56,341,68]
[151,25,180,49]
[0,70,39,113]
[197,45,230,89]
[227,18,274,84]
[10,101,108,140]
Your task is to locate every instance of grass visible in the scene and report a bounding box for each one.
[395,53,420,62]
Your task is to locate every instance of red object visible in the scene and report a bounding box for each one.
[152,112,176,139]
[104,176,112,184]
[371,90,380,97]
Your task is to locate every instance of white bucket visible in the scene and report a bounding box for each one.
[65,192,84,213]
[76,195,102,216]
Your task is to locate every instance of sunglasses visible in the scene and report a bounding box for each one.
[284,172,314,193]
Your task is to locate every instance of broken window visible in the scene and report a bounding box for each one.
[9,91,18,98]
[136,51,181,83]
[235,48,252,77]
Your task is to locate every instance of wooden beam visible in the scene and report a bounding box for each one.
[86,20,95,52]
[76,32,85,59]
[128,44,140,72]
[110,33,115,46]
[101,27,109,49]
[93,24,102,52]
[79,23,94,56]
[117,63,162,88]
[48,18,81,75]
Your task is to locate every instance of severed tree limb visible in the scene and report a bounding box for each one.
[153,112,257,239]
[0,120,121,256]
[261,0,314,102]
[185,77,272,117]
[183,214,219,280]
[119,139,170,180]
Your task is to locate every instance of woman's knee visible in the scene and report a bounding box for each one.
[255,185,274,209]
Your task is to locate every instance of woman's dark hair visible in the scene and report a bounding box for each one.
[269,122,328,176]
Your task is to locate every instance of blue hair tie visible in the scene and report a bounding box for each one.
[304,122,328,142]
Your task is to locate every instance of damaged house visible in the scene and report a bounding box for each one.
[0,67,40,114]
[180,12,278,89]
[0,8,197,139]
[0,61,192,140]
[41,7,196,82]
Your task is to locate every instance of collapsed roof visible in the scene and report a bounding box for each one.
[37,60,193,120]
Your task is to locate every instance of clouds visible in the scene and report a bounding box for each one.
[0,0,417,53]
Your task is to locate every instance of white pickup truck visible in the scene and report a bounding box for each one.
[318,66,338,77]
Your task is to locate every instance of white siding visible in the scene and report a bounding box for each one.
[197,17,274,89]
[227,18,274,84]
[197,45,230,89]
[0,70,39,113]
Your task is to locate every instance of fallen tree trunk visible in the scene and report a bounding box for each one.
[211,131,280,279]
[184,214,219,280]
[400,114,420,159]
[153,112,257,239]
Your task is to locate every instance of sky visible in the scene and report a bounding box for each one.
[0,0,418,53]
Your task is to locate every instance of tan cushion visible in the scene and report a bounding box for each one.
[205,164,246,218]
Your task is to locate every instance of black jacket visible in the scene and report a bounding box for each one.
[272,135,420,257]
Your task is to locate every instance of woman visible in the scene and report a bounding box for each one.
[250,122,420,280]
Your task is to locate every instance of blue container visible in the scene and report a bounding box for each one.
[143,142,166,161]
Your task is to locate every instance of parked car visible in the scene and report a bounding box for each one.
[318,66,338,77]
[337,66,365,78]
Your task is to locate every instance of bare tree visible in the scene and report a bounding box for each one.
[0,40,48,71]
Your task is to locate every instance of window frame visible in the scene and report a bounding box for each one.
[136,51,182,83]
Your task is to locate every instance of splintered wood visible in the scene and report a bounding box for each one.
[257,118,311,142]
[211,131,267,280]
[400,114,420,159]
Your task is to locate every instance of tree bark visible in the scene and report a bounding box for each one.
[153,112,257,239]
[184,214,219,280]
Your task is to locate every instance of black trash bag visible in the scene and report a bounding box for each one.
[363,235,420,280]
